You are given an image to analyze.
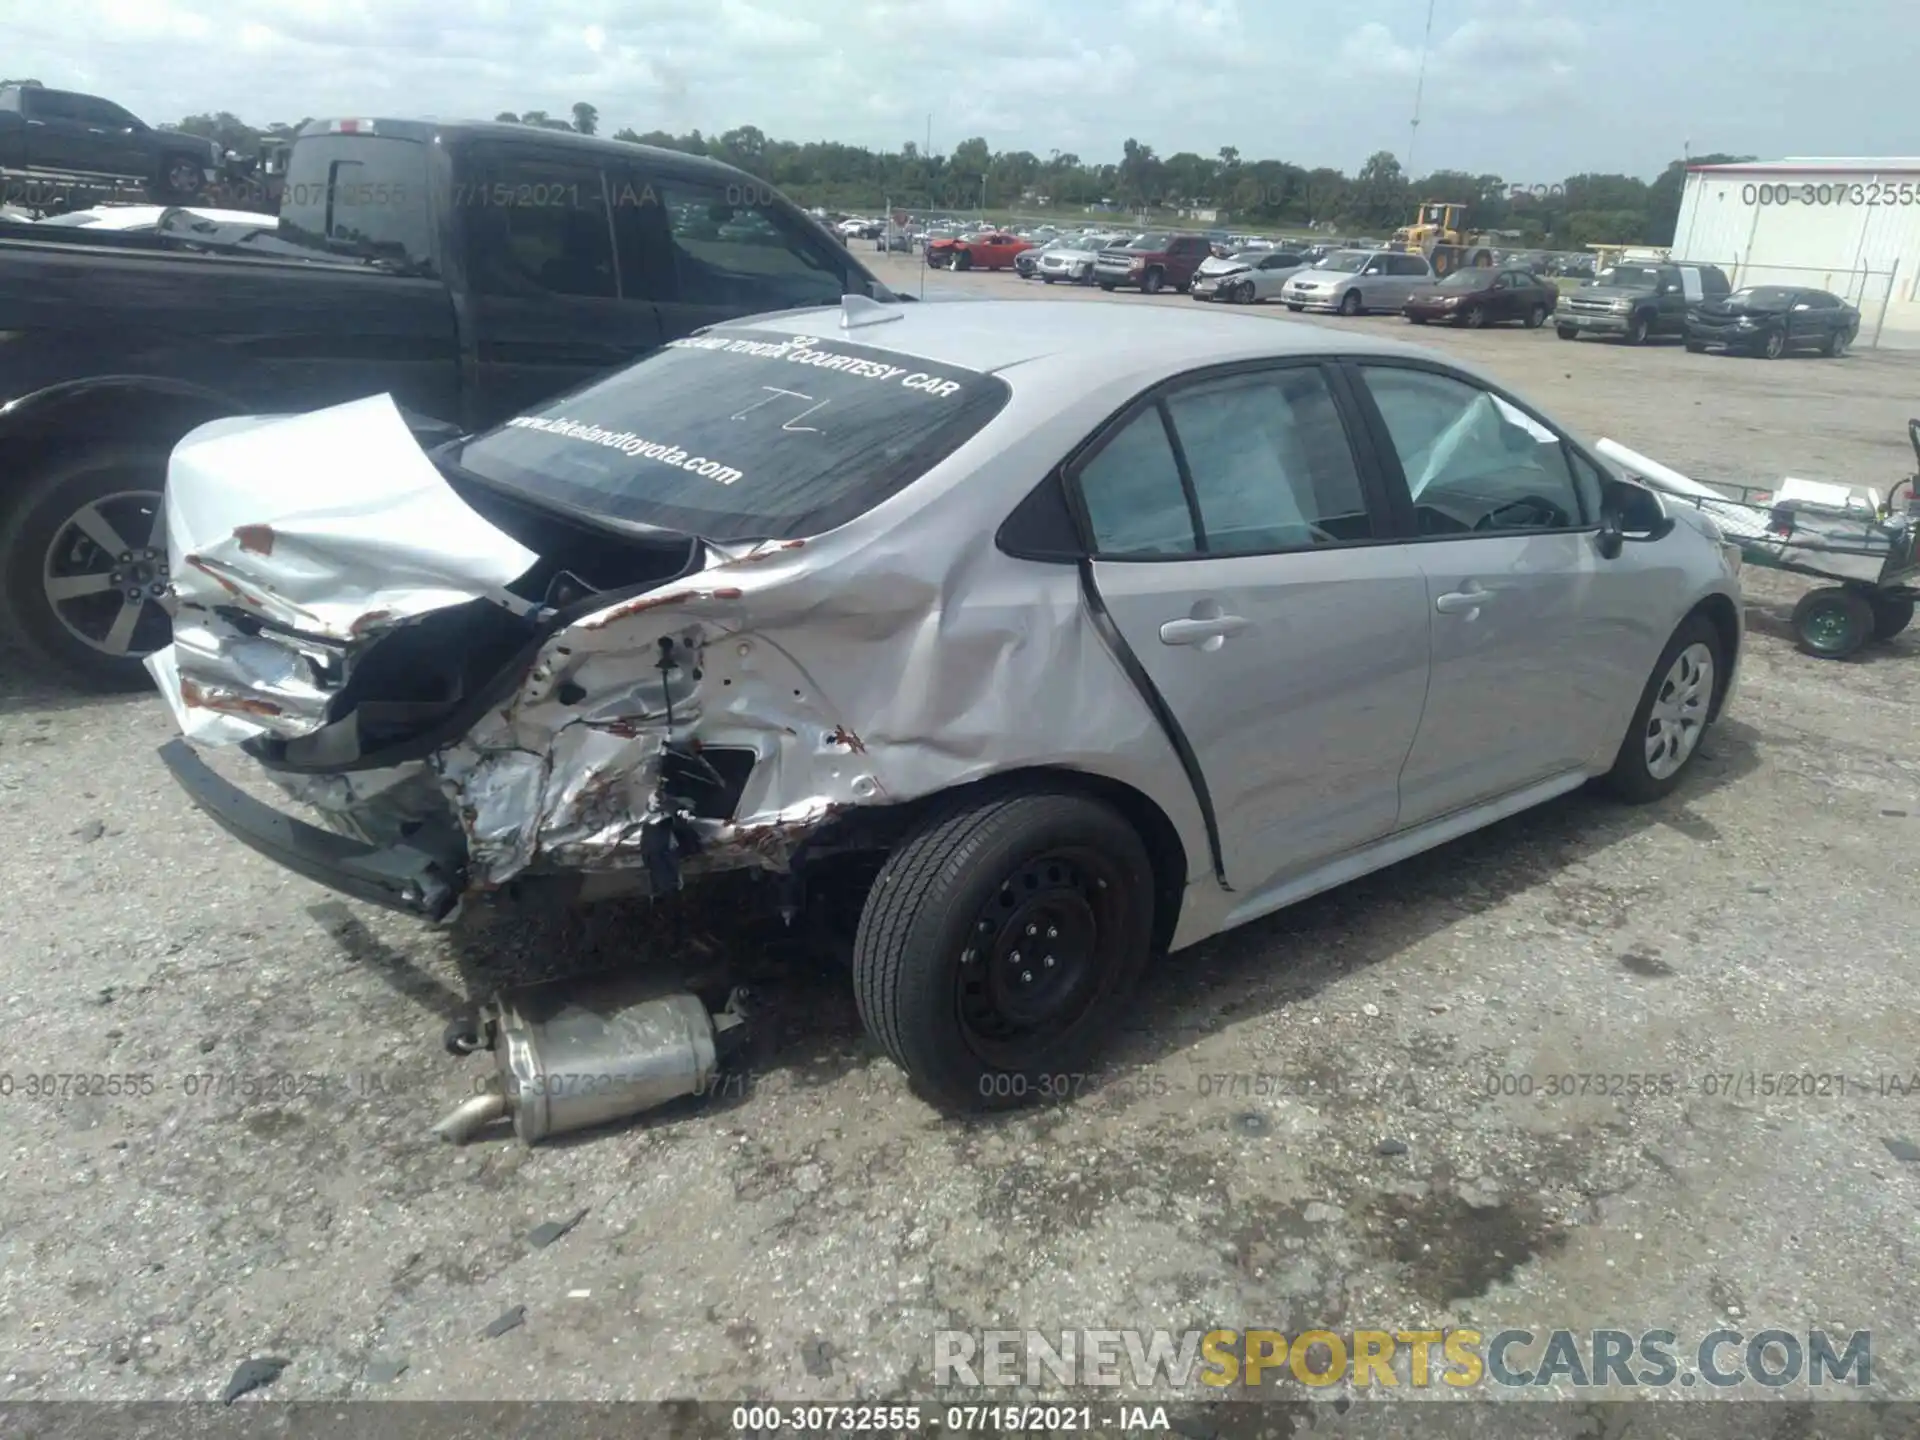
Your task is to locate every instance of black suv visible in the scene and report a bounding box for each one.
[1557,261,1731,344]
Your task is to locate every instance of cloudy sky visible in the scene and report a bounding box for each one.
[8,0,1915,181]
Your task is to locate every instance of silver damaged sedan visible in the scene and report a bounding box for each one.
[149,297,1743,1112]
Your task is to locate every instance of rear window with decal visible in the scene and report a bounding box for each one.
[446,327,1011,541]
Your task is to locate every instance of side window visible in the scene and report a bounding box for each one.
[1358,365,1587,536]
[1076,408,1198,557]
[1163,367,1373,553]
[76,97,132,126]
[649,175,848,311]
[1804,291,1837,309]
[460,153,616,300]
[1565,449,1608,525]
[26,90,86,121]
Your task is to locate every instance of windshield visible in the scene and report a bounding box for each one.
[1436,269,1494,290]
[277,134,434,272]
[1729,286,1796,308]
[1596,265,1659,289]
[448,327,1012,542]
[1315,251,1370,273]
[1226,250,1265,265]
[1123,232,1168,249]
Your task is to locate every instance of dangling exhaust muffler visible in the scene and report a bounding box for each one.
[432,975,750,1146]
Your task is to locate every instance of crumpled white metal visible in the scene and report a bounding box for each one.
[159,393,536,641]
[146,394,538,744]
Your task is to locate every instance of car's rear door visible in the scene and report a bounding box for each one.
[18,89,95,172]
[1342,359,1649,826]
[1077,360,1431,896]
[451,140,666,422]
[611,160,853,339]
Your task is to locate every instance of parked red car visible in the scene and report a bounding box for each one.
[925,230,1032,271]
[1404,266,1560,329]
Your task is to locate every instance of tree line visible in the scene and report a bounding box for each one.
[159,99,1749,248]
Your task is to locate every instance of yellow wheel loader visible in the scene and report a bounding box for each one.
[1388,202,1497,277]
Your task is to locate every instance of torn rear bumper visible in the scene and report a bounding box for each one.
[159,739,466,919]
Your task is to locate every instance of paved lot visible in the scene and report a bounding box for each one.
[3,259,1919,1419]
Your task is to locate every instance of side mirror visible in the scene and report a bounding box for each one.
[1596,509,1625,560]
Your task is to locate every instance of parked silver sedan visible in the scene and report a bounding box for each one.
[1284,248,1435,315]
[1191,248,1308,303]
[149,299,1742,1114]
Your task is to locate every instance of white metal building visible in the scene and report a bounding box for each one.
[1672,158,1920,349]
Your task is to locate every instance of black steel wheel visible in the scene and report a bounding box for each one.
[852,789,1154,1112]
[1791,586,1875,658]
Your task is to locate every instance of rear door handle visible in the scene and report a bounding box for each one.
[1435,586,1496,614]
[1160,614,1249,645]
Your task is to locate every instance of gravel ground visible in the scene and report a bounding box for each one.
[3,260,1918,1426]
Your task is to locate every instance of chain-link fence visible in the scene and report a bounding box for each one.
[1700,258,1908,350]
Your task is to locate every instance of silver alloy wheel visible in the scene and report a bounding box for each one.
[1644,641,1715,779]
[1831,330,1850,357]
[167,157,203,194]
[42,489,171,657]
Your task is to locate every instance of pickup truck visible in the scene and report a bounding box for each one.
[0,84,224,203]
[1556,261,1732,345]
[1092,233,1213,294]
[0,117,901,688]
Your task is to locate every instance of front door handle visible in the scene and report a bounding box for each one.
[1435,585,1496,614]
[1160,614,1249,645]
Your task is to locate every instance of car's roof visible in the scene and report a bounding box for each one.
[724,298,1452,385]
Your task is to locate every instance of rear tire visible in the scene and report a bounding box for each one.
[154,154,206,202]
[852,789,1155,1113]
[1599,614,1723,803]
[1791,586,1875,658]
[0,444,174,691]
[1868,594,1914,640]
